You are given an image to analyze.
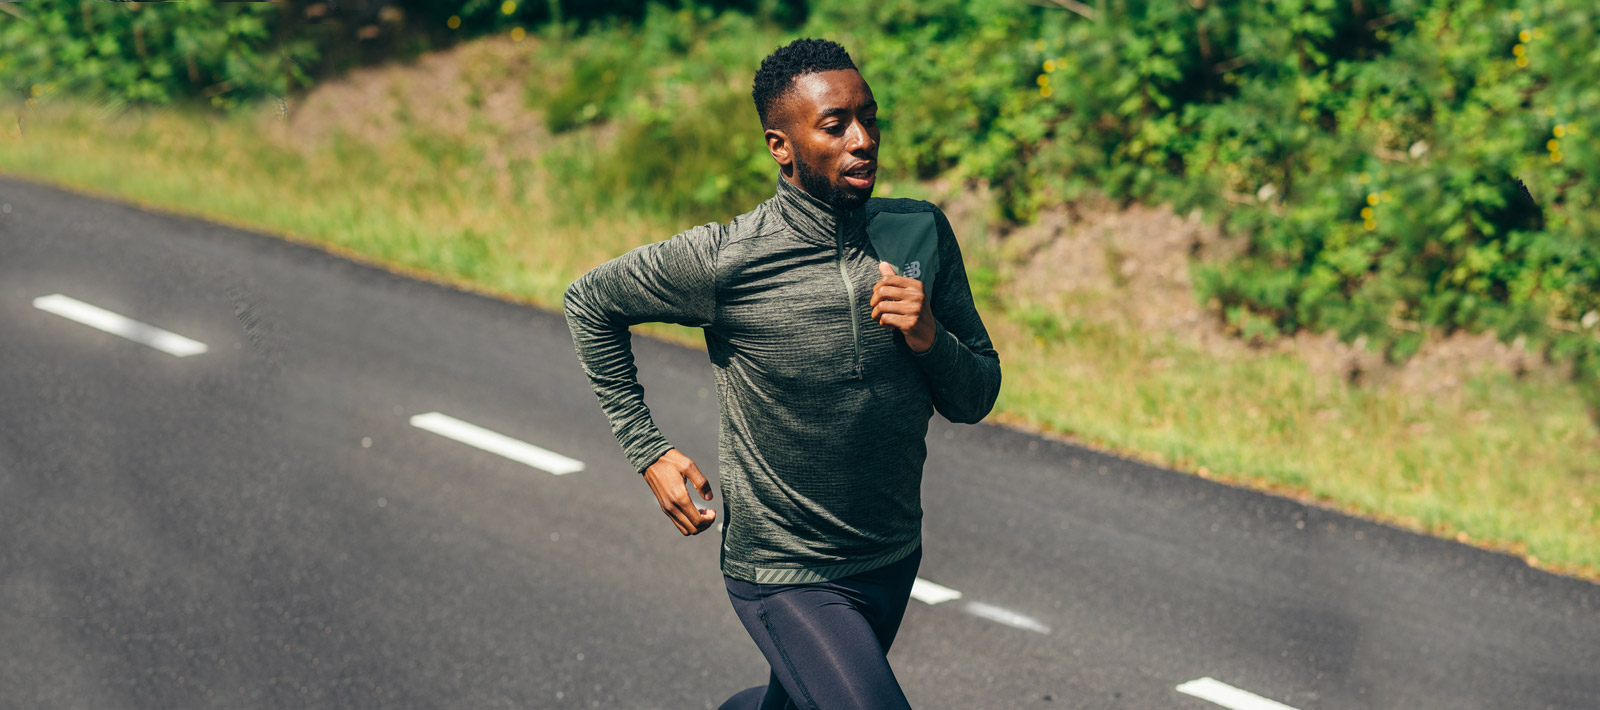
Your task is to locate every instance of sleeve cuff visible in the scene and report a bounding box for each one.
[626,437,674,476]
[909,318,961,373]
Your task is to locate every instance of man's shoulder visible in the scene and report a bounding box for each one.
[867,196,942,217]
[721,196,786,242]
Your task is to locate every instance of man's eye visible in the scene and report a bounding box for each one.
[824,124,845,134]
[863,116,878,126]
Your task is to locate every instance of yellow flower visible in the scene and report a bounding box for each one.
[1361,207,1374,220]
[1519,29,1532,43]
[1511,9,1522,20]
[1040,86,1053,98]
[1533,27,1545,40]
[1364,219,1377,231]
[1358,172,1371,184]
[1034,39,1045,51]
[1037,74,1050,87]
[1043,60,1056,73]
[1553,125,1566,138]
[510,26,525,41]
[30,84,41,97]
[1551,152,1563,163]
[1548,139,1560,152]
[1367,192,1380,206]
[1380,190,1392,203]
[447,15,460,29]
[1513,44,1526,57]
[1516,56,1529,68]
[501,0,515,15]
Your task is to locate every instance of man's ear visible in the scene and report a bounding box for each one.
[764,127,793,168]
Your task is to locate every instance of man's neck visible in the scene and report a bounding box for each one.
[773,176,865,245]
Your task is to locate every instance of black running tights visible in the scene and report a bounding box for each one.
[718,546,922,710]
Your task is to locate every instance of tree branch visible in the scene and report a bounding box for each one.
[1045,0,1097,20]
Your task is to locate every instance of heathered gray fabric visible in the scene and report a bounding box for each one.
[563,177,1001,583]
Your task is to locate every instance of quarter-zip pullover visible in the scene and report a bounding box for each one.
[563,177,1001,583]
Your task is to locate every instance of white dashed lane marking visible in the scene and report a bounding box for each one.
[33,294,208,357]
[962,601,1051,634]
[1176,677,1300,710]
[909,577,963,605]
[909,578,1050,633]
[409,412,585,475]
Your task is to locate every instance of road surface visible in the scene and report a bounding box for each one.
[2,175,1596,709]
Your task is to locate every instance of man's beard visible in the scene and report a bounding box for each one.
[793,150,871,211]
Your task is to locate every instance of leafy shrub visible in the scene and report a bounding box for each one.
[532,5,779,223]
[0,1,320,112]
[11,0,1598,405]
[802,0,1598,402]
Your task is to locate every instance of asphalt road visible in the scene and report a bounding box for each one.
[1,174,1596,710]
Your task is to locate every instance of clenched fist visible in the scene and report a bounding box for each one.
[643,448,717,536]
[870,261,935,353]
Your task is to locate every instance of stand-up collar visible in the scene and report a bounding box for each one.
[773,176,868,249]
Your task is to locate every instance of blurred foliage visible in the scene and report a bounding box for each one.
[0,1,321,112]
[532,5,776,223]
[0,0,799,113]
[800,0,1599,406]
[5,0,1598,404]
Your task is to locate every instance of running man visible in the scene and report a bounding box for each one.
[562,38,1001,709]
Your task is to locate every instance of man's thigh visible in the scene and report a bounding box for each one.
[725,553,923,709]
[751,583,914,710]
[850,546,922,653]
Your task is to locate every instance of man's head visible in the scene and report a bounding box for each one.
[752,38,879,211]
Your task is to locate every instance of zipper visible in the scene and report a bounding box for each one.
[837,222,864,380]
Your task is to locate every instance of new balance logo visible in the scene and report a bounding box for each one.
[902,260,922,280]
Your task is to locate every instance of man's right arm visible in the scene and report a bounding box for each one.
[561,222,722,477]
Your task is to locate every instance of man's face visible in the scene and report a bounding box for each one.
[766,69,880,211]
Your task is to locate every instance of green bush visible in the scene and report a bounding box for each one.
[532,5,780,224]
[11,0,1598,404]
[801,0,1597,401]
[0,1,320,112]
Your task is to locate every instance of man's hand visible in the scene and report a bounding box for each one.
[871,261,936,353]
[643,448,716,536]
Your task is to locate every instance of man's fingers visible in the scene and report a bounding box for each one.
[666,490,710,535]
[873,284,919,304]
[661,506,690,535]
[686,461,713,501]
[673,504,714,535]
[693,506,716,532]
[872,300,920,323]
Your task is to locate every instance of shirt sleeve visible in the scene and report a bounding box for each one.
[562,223,722,474]
[909,207,1002,424]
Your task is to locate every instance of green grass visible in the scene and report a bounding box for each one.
[3,54,1596,581]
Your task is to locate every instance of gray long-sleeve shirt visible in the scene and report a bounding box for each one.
[563,177,1001,583]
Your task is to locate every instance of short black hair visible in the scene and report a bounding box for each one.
[751,38,857,129]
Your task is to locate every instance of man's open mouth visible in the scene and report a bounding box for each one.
[842,162,877,190]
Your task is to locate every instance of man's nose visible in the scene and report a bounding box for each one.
[846,120,876,153]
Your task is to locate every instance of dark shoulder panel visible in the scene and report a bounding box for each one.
[866,196,939,217]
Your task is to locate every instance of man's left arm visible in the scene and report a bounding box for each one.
[906,208,1002,424]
